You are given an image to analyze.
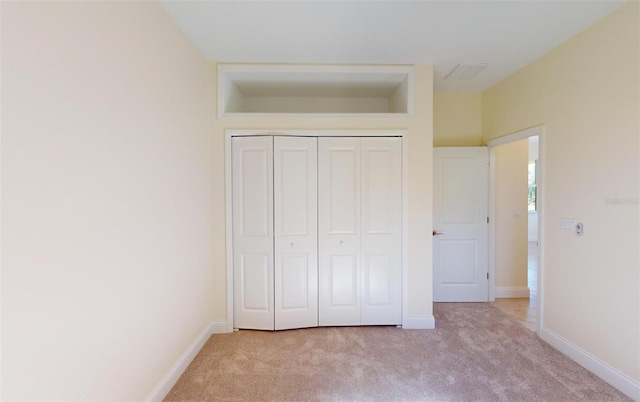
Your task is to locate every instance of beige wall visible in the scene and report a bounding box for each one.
[483,1,639,383]
[433,92,483,146]
[2,2,215,400]
[210,65,435,323]
[494,140,529,293]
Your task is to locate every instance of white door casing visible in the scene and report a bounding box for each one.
[433,147,489,302]
[232,136,275,330]
[274,137,318,330]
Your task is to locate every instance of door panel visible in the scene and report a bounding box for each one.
[433,147,489,302]
[328,149,359,234]
[329,255,358,307]
[439,240,477,283]
[318,138,361,326]
[365,254,391,305]
[441,158,478,224]
[362,149,393,234]
[279,147,311,236]
[240,254,271,310]
[360,138,402,325]
[274,136,318,330]
[280,254,309,309]
[239,150,270,235]
[233,137,274,330]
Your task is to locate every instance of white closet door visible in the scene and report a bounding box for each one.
[274,137,318,330]
[318,138,362,326]
[360,138,402,325]
[232,136,274,330]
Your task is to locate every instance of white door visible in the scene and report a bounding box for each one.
[318,137,361,326]
[318,137,402,326]
[433,147,489,302]
[274,136,318,330]
[360,138,402,325]
[232,136,274,330]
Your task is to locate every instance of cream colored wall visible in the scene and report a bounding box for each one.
[494,140,529,292]
[211,65,435,323]
[2,2,215,400]
[483,1,639,383]
[433,92,483,146]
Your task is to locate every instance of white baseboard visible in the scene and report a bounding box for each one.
[212,320,231,334]
[145,322,214,401]
[402,315,436,329]
[495,286,530,298]
[540,327,640,401]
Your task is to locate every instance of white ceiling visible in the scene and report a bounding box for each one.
[159,0,625,92]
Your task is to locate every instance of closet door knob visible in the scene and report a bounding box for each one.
[290,242,295,248]
[339,241,344,246]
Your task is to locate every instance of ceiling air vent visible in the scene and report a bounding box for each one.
[444,63,490,80]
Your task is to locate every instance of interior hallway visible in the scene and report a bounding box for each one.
[491,241,538,331]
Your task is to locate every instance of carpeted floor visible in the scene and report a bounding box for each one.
[165,303,630,401]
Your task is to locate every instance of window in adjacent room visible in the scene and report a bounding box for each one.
[528,160,537,211]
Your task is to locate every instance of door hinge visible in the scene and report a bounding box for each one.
[486,216,489,224]
[487,272,489,280]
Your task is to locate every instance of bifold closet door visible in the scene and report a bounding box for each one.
[318,137,402,326]
[233,136,318,331]
[360,138,402,325]
[232,136,274,330]
[274,137,318,330]
[318,138,362,326]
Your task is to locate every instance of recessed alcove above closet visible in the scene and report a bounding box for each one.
[218,64,414,118]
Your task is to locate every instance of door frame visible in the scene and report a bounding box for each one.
[486,124,545,335]
[224,129,409,332]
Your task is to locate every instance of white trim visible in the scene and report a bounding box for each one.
[225,135,234,333]
[494,286,530,298]
[488,148,496,301]
[540,328,640,401]
[401,131,412,329]
[220,113,413,120]
[145,322,214,401]
[485,125,543,147]
[536,129,545,336]
[486,124,545,336]
[528,236,537,242]
[402,315,436,329]
[225,129,405,138]
[225,129,409,331]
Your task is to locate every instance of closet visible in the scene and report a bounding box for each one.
[232,135,402,330]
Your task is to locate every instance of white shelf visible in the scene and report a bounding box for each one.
[218,64,414,118]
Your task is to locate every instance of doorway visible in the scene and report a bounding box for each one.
[487,126,544,335]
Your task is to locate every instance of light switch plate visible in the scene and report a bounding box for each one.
[561,218,576,233]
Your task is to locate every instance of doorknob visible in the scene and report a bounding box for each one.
[290,242,295,248]
[339,240,344,246]
[433,230,444,236]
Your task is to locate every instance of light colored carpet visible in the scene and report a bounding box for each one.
[165,303,630,401]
